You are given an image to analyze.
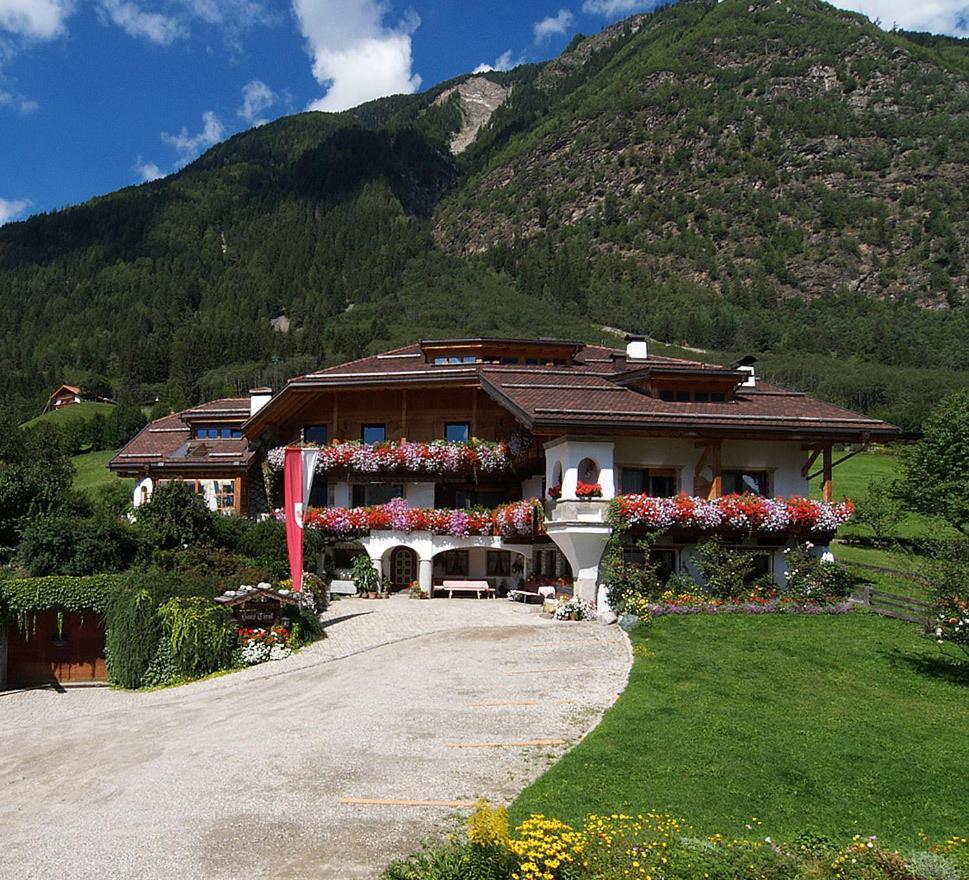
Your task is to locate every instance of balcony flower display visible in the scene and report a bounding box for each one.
[547,483,562,500]
[266,438,513,477]
[612,493,854,537]
[575,482,603,499]
[296,498,543,539]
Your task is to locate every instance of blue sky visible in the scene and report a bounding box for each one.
[1,0,967,224]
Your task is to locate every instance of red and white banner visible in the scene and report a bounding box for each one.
[283,447,319,593]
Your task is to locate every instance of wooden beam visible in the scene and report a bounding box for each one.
[331,391,339,439]
[822,444,833,502]
[801,444,823,479]
[471,388,478,436]
[401,389,407,439]
[709,440,722,500]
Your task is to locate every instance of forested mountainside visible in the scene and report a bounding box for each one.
[3,0,969,431]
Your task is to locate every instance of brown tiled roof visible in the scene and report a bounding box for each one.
[479,370,897,439]
[109,401,255,476]
[243,338,899,441]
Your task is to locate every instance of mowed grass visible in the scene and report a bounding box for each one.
[808,451,947,599]
[809,450,951,542]
[20,401,116,430]
[512,614,968,846]
[71,448,132,497]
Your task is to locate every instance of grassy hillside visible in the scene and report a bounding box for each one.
[21,401,116,430]
[71,448,132,498]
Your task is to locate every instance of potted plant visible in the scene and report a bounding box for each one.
[547,483,562,500]
[408,580,423,599]
[575,481,603,499]
[351,554,381,599]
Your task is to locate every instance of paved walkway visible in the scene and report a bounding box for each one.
[0,596,630,880]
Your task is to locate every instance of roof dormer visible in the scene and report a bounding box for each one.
[609,364,745,402]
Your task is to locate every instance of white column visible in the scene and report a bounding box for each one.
[419,558,433,596]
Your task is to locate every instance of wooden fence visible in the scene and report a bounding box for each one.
[851,585,933,625]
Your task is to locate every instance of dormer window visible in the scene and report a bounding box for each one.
[194,425,242,439]
[658,389,726,403]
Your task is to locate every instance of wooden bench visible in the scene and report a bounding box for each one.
[439,579,494,599]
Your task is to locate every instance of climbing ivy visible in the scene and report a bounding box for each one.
[0,575,123,631]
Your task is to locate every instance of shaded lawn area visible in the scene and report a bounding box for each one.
[512,613,968,847]
[71,448,131,497]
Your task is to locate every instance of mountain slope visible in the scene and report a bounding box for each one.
[2,0,969,431]
[438,0,969,309]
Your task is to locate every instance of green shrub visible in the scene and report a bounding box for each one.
[603,529,666,613]
[783,544,856,602]
[104,583,161,689]
[693,537,769,599]
[158,596,235,679]
[17,513,137,576]
[133,481,214,552]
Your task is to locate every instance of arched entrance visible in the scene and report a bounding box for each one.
[389,546,418,589]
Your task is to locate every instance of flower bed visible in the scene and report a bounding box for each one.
[383,801,968,880]
[646,588,852,617]
[295,497,544,539]
[237,625,292,665]
[266,438,513,477]
[613,493,854,536]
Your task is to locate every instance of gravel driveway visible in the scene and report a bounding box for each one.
[0,596,630,880]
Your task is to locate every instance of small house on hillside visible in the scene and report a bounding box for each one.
[46,385,83,411]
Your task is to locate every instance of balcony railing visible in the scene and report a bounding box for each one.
[611,493,854,540]
[266,435,534,479]
[285,498,546,541]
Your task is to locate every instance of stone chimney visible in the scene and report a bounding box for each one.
[249,387,272,417]
[625,334,648,361]
[738,366,756,388]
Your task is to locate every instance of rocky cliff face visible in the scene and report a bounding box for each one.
[433,76,511,154]
[435,0,969,308]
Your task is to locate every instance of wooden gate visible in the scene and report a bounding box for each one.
[5,610,107,687]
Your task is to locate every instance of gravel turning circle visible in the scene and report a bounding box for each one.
[0,596,631,879]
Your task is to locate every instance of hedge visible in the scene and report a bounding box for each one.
[0,575,124,629]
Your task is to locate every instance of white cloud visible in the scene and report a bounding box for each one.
[161,110,225,158]
[534,9,575,42]
[0,0,72,40]
[473,50,522,74]
[292,0,422,113]
[237,78,275,125]
[97,0,185,45]
[0,196,29,224]
[0,87,37,111]
[134,157,164,182]
[581,0,664,17]
[832,1,969,36]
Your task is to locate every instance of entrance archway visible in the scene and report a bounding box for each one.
[389,546,418,589]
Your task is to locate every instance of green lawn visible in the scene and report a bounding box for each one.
[71,448,132,497]
[512,614,968,846]
[20,400,116,430]
[809,450,951,542]
[807,451,949,599]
